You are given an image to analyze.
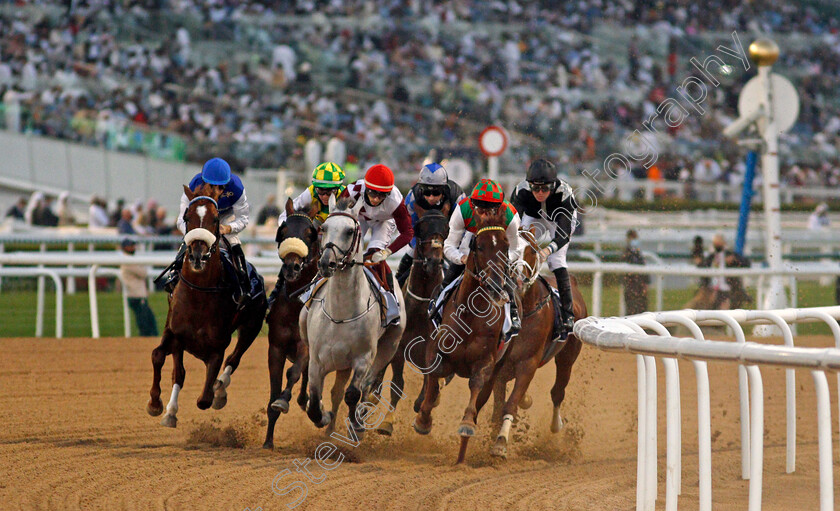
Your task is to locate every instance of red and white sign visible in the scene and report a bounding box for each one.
[479,126,508,157]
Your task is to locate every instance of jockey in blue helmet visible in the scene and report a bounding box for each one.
[157,158,253,306]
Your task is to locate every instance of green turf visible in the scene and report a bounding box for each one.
[0,280,835,338]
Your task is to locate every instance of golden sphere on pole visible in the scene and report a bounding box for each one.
[748,38,780,66]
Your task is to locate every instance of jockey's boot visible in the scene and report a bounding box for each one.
[231,244,251,309]
[553,268,575,334]
[428,262,464,324]
[505,280,521,340]
[395,253,413,287]
[155,243,186,293]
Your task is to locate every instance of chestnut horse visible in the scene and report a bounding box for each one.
[413,206,516,463]
[486,228,587,458]
[263,198,320,449]
[371,209,449,436]
[147,184,267,428]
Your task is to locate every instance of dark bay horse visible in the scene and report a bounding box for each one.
[147,184,267,428]
[263,198,320,449]
[372,209,449,436]
[413,206,515,463]
[487,228,587,458]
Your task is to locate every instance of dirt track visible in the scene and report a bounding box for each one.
[1,334,837,510]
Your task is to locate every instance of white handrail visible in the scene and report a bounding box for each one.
[0,267,63,337]
[575,306,840,511]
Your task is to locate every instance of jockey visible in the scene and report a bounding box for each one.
[511,158,578,334]
[346,165,414,289]
[395,162,465,285]
[278,162,346,226]
[160,158,252,307]
[433,178,522,334]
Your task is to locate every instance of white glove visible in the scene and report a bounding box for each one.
[370,248,391,263]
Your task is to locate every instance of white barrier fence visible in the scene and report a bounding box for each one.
[574,306,840,511]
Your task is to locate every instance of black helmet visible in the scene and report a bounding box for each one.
[526,158,556,184]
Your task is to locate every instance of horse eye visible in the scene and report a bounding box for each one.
[345,228,353,236]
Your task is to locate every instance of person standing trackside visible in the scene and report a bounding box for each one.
[120,239,159,336]
[621,229,649,315]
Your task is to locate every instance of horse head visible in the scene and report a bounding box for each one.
[469,205,510,304]
[414,210,448,275]
[182,183,222,272]
[276,197,319,282]
[318,195,362,277]
[516,225,541,293]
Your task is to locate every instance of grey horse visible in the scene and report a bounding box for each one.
[299,195,406,435]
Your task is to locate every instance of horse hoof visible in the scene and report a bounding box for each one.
[147,399,164,417]
[457,422,476,437]
[270,398,290,413]
[376,421,394,436]
[550,407,564,433]
[413,416,432,435]
[262,441,274,450]
[160,414,178,428]
[490,439,508,459]
[197,397,213,410]
[211,393,227,410]
[317,411,333,429]
[519,394,533,410]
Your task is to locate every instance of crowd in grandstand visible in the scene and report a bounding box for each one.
[1,1,839,193]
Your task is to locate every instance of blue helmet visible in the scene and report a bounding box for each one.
[418,162,447,186]
[201,158,231,186]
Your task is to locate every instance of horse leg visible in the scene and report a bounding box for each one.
[413,371,441,435]
[551,335,582,433]
[263,341,286,449]
[160,348,185,428]
[326,368,351,435]
[491,364,537,459]
[455,357,495,464]
[490,376,507,425]
[344,364,368,437]
[147,330,174,416]
[198,352,223,410]
[306,361,331,428]
[376,355,405,436]
[215,316,261,409]
[297,352,309,411]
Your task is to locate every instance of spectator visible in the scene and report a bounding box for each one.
[117,208,135,234]
[24,191,44,225]
[119,239,159,336]
[256,195,281,226]
[56,191,75,226]
[109,198,126,227]
[621,229,649,315]
[700,234,752,310]
[5,197,26,220]
[808,203,830,230]
[89,196,110,227]
[33,195,59,227]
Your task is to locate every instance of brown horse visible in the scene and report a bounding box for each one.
[487,228,587,458]
[147,184,267,428]
[413,206,515,463]
[263,198,320,449]
[371,209,449,436]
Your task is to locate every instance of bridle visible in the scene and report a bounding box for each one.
[278,212,318,265]
[514,230,543,291]
[466,225,511,289]
[320,211,362,272]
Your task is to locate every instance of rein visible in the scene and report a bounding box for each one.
[514,231,543,291]
[180,194,225,292]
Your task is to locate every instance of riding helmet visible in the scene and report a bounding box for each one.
[469,178,504,203]
[526,158,556,184]
[364,164,395,193]
[311,162,345,188]
[418,162,448,186]
[201,158,232,186]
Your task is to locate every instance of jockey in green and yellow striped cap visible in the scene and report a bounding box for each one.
[307,162,347,223]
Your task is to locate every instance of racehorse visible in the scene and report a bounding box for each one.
[263,198,320,449]
[486,228,587,458]
[300,195,406,435]
[371,210,449,436]
[412,205,515,463]
[146,184,267,428]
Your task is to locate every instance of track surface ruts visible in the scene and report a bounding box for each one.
[1,335,837,510]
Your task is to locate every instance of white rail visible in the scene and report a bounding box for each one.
[574,306,840,511]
